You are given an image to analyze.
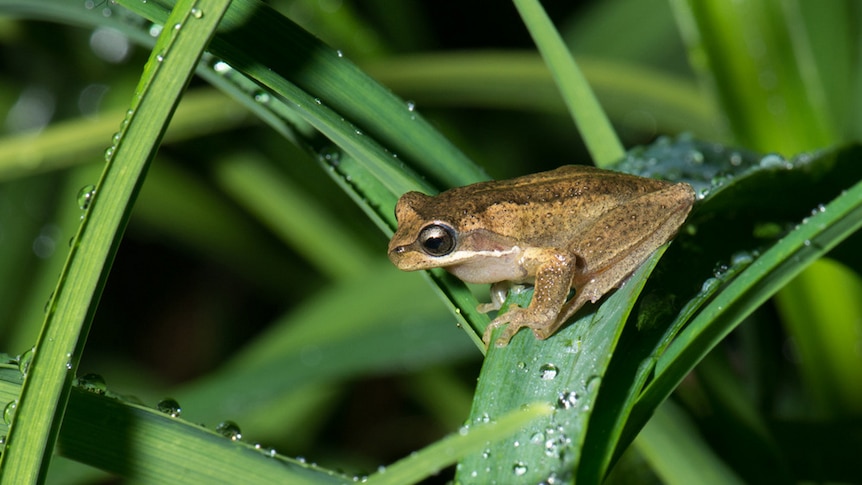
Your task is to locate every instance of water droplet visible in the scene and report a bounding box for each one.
[17,348,34,376]
[406,100,415,112]
[78,373,107,394]
[513,462,528,476]
[3,401,17,425]
[156,398,181,417]
[318,146,341,166]
[687,150,704,164]
[336,49,343,58]
[77,185,96,210]
[104,145,115,162]
[557,391,579,409]
[3,399,18,425]
[564,339,581,354]
[216,420,242,440]
[730,251,754,267]
[253,91,270,104]
[539,363,558,380]
[530,431,544,444]
[155,52,165,63]
[212,60,232,74]
[585,375,602,393]
[759,153,788,169]
[701,277,720,293]
[190,7,203,18]
[173,22,182,31]
[149,23,163,37]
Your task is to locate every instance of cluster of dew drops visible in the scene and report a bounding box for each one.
[0,348,38,447]
[0,349,288,461]
[455,350,602,482]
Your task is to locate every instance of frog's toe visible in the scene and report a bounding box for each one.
[477,302,501,314]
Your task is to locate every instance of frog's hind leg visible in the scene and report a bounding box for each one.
[546,185,694,337]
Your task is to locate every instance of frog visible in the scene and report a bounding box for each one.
[387,165,696,348]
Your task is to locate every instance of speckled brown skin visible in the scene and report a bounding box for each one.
[388,165,695,347]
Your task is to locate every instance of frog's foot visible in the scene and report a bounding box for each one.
[482,306,558,348]
[477,302,500,314]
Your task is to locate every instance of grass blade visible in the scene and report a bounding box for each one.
[366,403,554,485]
[512,0,624,167]
[455,249,665,483]
[0,1,229,482]
[624,164,862,460]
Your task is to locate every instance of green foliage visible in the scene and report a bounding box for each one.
[0,0,860,484]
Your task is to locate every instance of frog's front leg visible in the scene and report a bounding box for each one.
[482,250,577,347]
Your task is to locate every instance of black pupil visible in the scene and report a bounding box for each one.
[424,236,445,251]
[420,225,454,256]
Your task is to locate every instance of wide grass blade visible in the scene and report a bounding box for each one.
[456,248,665,483]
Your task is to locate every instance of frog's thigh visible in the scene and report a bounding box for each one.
[552,186,691,328]
[570,185,690,274]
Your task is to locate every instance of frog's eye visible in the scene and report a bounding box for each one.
[418,224,456,257]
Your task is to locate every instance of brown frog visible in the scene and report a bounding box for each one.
[388,165,695,347]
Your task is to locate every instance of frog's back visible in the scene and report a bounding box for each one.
[437,165,674,246]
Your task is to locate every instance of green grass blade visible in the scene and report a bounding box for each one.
[512,0,624,167]
[55,388,351,484]
[669,0,836,153]
[171,267,476,426]
[367,53,717,139]
[634,400,744,485]
[455,248,665,483]
[0,1,229,482]
[366,403,554,485]
[774,258,862,416]
[112,0,494,344]
[627,170,862,452]
[0,89,249,181]
[211,153,375,280]
[579,142,862,483]
[119,0,486,192]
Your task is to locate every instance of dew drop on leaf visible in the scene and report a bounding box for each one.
[156,398,181,417]
[216,420,243,441]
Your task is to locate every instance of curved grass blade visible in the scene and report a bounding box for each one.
[0,1,230,482]
[579,144,862,482]
[110,0,494,344]
[633,171,862,431]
